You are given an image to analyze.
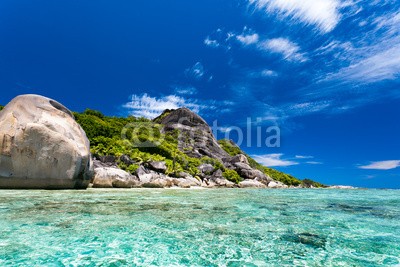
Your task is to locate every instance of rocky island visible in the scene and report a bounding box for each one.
[0,94,324,189]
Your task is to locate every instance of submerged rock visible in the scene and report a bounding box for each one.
[281,232,327,249]
[0,94,93,189]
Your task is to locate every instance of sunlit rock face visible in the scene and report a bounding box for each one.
[0,94,93,189]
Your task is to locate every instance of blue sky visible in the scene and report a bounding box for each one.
[1,0,399,188]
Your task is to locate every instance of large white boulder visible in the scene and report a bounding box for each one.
[0,94,93,189]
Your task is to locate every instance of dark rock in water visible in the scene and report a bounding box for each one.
[154,108,229,159]
[0,94,93,189]
[145,161,167,173]
[281,232,327,249]
[327,203,375,214]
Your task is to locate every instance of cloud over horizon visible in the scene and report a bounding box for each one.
[359,160,400,170]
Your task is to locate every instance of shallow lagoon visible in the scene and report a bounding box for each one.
[0,189,399,266]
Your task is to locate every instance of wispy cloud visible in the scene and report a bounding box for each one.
[260,69,278,77]
[287,101,332,116]
[295,155,314,159]
[306,161,323,165]
[358,160,400,170]
[213,28,307,63]
[249,0,342,33]
[326,44,400,83]
[174,86,198,96]
[247,69,278,78]
[185,62,205,80]
[259,38,308,62]
[318,8,400,85]
[252,153,298,167]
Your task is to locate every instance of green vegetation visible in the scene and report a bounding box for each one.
[0,105,4,111]
[222,169,242,184]
[218,139,324,187]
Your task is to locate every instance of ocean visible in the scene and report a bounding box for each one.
[0,189,399,266]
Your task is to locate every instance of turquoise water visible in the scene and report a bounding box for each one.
[0,189,399,266]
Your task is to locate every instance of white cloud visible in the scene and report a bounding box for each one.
[174,86,198,95]
[185,62,205,80]
[204,37,220,48]
[359,160,400,170]
[259,38,308,62]
[252,153,298,167]
[295,155,314,159]
[247,69,278,78]
[288,101,332,116]
[260,69,278,77]
[123,94,201,119]
[236,33,260,45]
[249,0,342,33]
[306,161,323,165]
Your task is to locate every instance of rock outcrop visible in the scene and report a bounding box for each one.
[233,162,272,184]
[0,94,93,189]
[154,108,229,159]
[145,161,167,173]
